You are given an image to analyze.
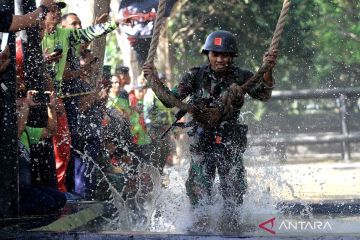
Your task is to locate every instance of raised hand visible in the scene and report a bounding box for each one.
[263,49,278,69]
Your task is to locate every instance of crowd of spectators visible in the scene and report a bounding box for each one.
[0,0,176,216]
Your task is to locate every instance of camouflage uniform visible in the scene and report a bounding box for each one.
[171,64,273,207]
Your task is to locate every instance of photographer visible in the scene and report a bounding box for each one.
[17,89,66,215]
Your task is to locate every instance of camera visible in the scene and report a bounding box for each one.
[33,92,50,104]
[17,89,27,99]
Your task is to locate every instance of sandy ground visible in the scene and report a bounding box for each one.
[246,161,360,201]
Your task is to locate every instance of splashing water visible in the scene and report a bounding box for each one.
[73,110,310,234]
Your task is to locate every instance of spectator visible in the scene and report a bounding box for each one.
[96,108,141,202]
[73,50,110,199]
[107,67,151,145]
[40,2,129,193]
[17,89,66,215]
[40,2,131,95]
[59,12,100,193]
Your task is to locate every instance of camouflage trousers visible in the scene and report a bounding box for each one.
[185,142,247,208]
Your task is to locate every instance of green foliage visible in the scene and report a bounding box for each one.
[104,32,122,74]
[103,1,359,118]
[167,0,359,118]
[168,0,359,89]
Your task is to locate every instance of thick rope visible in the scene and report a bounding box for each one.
[145,0,193,112]
[240,0,291,92]
[269,0,291,52]
[221,0,291,120]
[145,0,167,65]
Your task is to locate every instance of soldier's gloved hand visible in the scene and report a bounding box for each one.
[262,49,278,70]
[193,106,223,129]
[143,64,159,83]
[222,83,245,119]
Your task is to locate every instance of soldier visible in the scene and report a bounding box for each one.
[143,30,278,230]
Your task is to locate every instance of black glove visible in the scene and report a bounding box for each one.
[222,83,245,120]
[193,106,223,129]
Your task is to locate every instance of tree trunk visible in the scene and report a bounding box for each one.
[156,23,172,84]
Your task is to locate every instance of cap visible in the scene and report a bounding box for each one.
[55,2,67,10]
[115,66,129,75]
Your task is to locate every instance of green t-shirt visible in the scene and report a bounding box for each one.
[42,21,117,96]
[19,126,44,149]
[107,95,151,145]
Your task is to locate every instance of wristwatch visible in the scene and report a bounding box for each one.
[38,5,49,21]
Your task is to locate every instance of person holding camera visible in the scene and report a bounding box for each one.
[17,89,66,215]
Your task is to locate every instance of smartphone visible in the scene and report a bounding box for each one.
[53,44,63,57]
[33,92,50,104]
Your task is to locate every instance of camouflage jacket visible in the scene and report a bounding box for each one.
[171,64,274,146]
[172,64,273,123]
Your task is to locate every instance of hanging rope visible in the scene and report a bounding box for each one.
[144,0,167,66]
[269,0,291,52]
[221,0,291,117]
[144,0,193,112]
[240,0,291,92]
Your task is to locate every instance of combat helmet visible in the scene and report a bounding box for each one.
[201,30,238,57]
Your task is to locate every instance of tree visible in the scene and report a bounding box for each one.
[167,0,359,90]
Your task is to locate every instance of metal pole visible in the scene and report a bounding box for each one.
[0,0,19,218]
[339,94,351,161]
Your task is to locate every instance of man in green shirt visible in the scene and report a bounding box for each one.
[41,3,130,96]
[17,89,66,215]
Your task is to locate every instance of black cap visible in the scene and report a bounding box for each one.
[115,66,129,75]
[55,2,67,9]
